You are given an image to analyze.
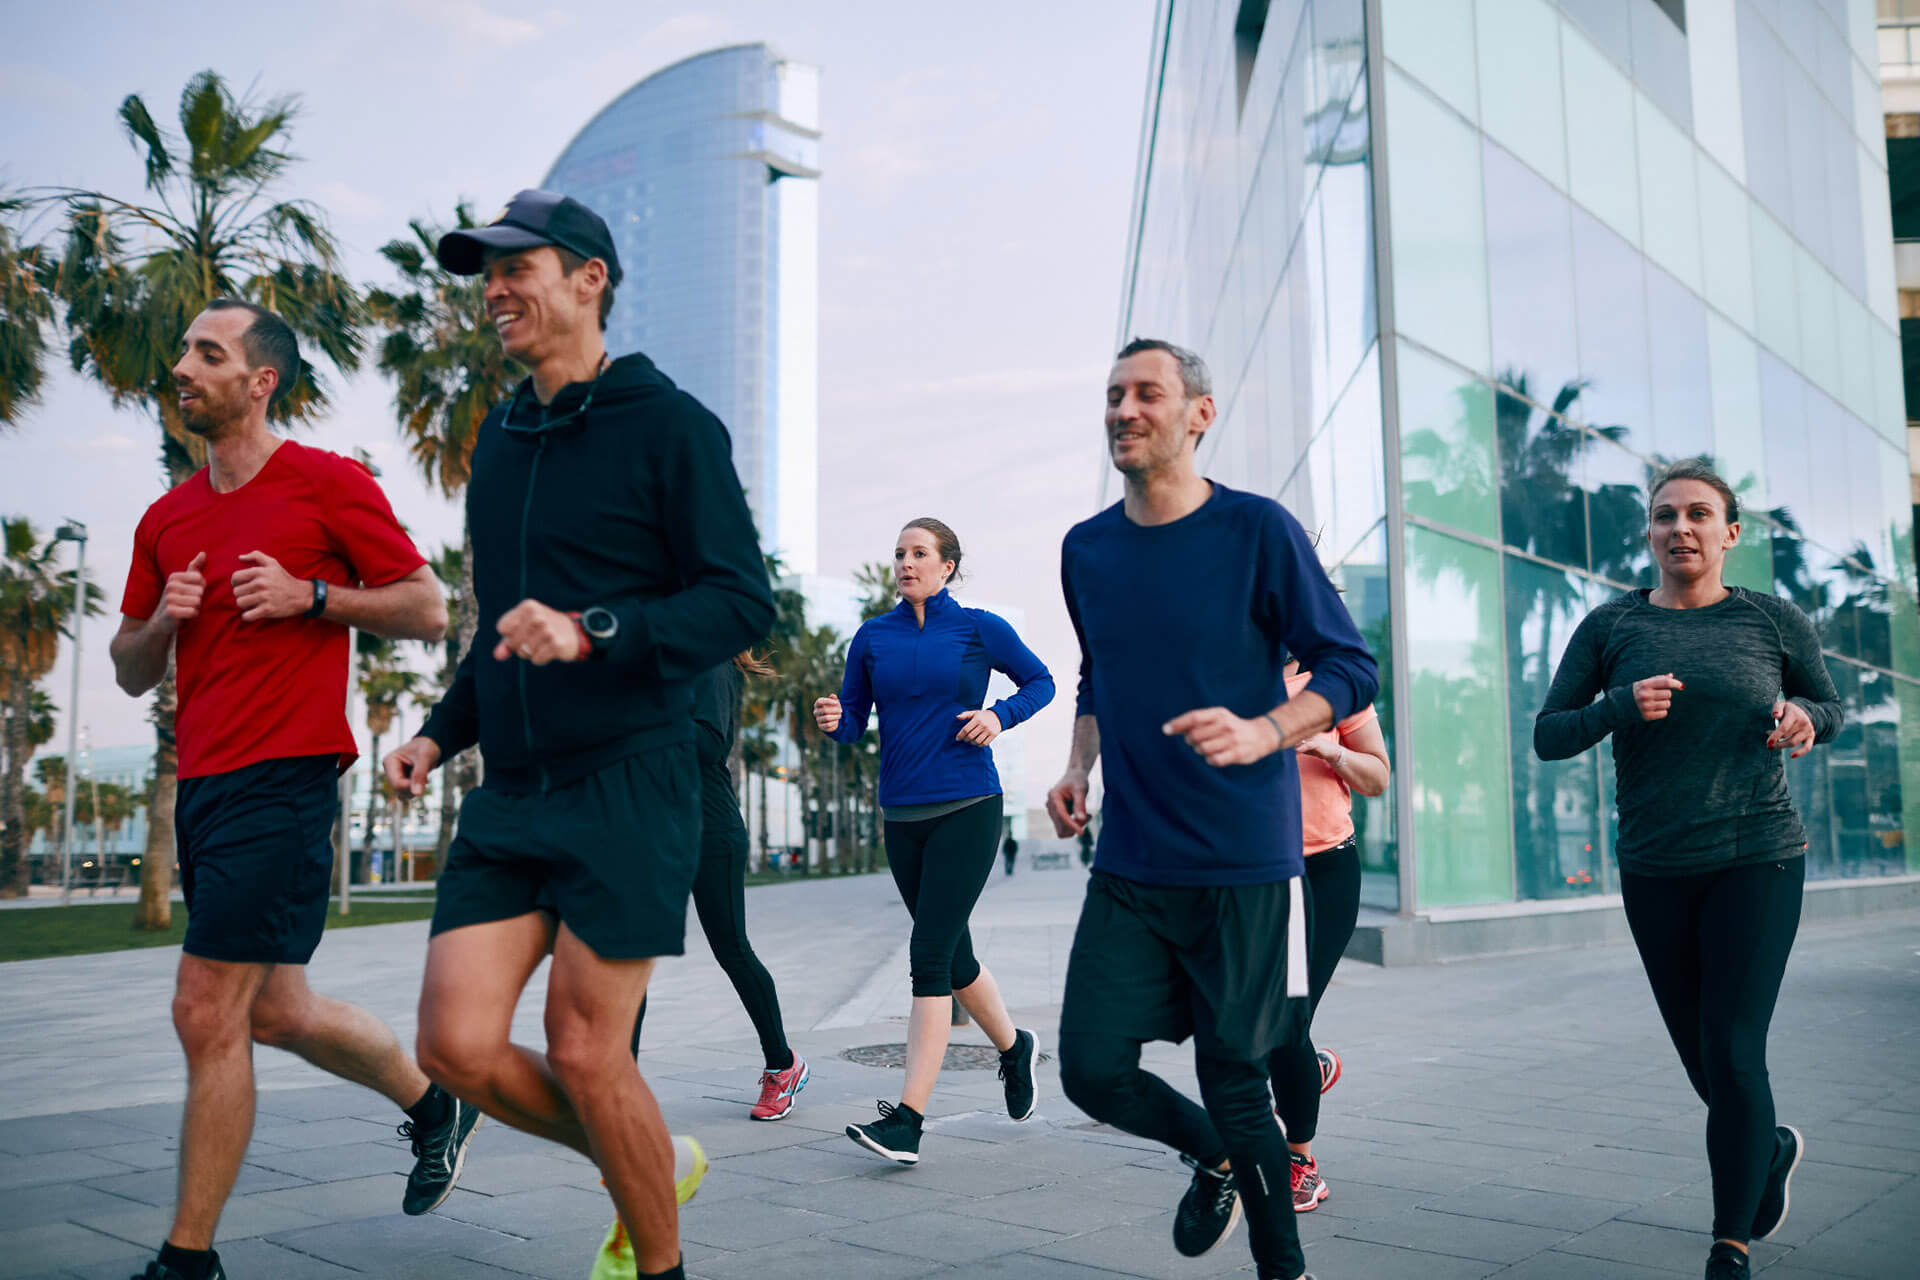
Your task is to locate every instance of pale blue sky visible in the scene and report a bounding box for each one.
[1,0,1154,805]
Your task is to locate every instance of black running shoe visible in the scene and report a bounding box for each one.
[399,1087,484,1215]
[847,1100,922,1164]
[999,1028,1039,1122]
[1704,1240,1750,1278]
[132,1258,225,1280]
[1172,1152,1241,1257]
[1751,1123,1804,1240]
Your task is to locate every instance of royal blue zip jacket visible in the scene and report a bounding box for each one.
[826,589,1054,808]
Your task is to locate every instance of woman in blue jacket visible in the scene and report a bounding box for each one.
[814,517,1055,1165]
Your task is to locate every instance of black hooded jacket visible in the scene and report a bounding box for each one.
[418,353,774,791]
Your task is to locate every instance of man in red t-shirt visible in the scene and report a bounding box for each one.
[110,300,475,1280]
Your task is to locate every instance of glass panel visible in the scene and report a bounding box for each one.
[1583,429,1656,587]
[1687,0,1748,184]
[1749,202,1801,368]
[1882,439,1916,591]
[1706,312,1768,512]
[1506,558,1606,899]
[1785,65,1834,270]
[1397,339,1499,538]
[1635,92,1702,293]
[1739,5,1794,226]
[1321,75,1376,390]
[1803,660,1858,878]
[1901,680,1920,873]
[1313,0,1367,148]
[1380,0,1479,120]
[1484,139,1580,406]
[1696,156,1755,332]
[1836,291,1877,425]
[1859,665,1907,873]
[1630,0,1693,129]
[1826,108,1869,303]
[1803,388,1853,559]
[1405,526,1515,905]
[1562,21,1642,245]
[1327,345,1386,562]
[1872,319,1906,445]
[1797,248,1842,404]
[1336,532,1400,907]
[1385,66,1492,374]
[1571,206,1653,446]
[1302,187,1334,428]
[1862,153,1898,334]
[1645,265,1714,463]
[1475,0,1568,188]
[1498,391,1588,566]
[1557,0,1631,69]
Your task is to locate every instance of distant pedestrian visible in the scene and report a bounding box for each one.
[111,300,466,1280]
[814,517,1054,1164]
[1049,339,1374,1280]
[1002,835,1019,876]
[1536,457,1837,1280]
[1270,655,1389,1214]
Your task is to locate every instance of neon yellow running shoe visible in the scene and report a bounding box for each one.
[588,1217,636,1280]
[673,1134,707,1205]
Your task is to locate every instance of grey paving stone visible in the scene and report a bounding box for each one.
[79,1160,309,1207]
[65,1238,362,1280]
[266,1210,531,1272]
[71,1193,326,1250]
[0,1181,146,1232]
[948,1183,1154,1232]
[0,1114,153,1156]
[1312,1150,1485,1195]
[1024,1213,1253,1277]
[0,1222,159,1270]
[943,1256,1147,1279]
[690,1238,944,1280]
[1420,1183,1633,1233]
[1298,1177,1436,1224]
[852,1152,1057,1197]
[1331,1206,1575,1264]
[1554,1219,1727,1271]
[242,1138,410,1183]
[1543,1142,1708,1181]
[1075,1161,1188,1208]
[1293,1234,1505,1278]
[0,1151,139,1191]
[762,1173,964,1222]
[726,1139,886,1184]
[825,1208,1062,1263]
[254,1086,383,1122]
[437,1182,614,1239]
[1490,1159,1691,1201]
[679,1199,857,1250]
[241,1171,430,1221]
[1486,1249,1680,1279]
[244,1116,402,1152]
[82,1140,186,1173]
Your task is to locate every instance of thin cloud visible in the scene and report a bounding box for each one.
[404,0,543,47]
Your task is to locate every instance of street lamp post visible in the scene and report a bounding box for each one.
[53,520,87,907]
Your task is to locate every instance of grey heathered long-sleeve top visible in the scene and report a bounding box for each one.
[1533,588,1842,876]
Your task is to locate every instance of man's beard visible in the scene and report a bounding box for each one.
[180,392,239,438]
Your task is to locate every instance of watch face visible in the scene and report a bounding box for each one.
[583,607,618,639]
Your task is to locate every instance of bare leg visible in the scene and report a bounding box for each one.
[901,995,953,1113]
[953,964,1017,1052]
[543,925,677,1274]
[250,966,430,1107]
[168,954,273,1250]
[416,913,594,1156]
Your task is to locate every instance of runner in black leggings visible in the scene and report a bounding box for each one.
[631,655,805,1121]
[1535,457,1838,1280]
[1268,658,1388,1213]
[813,517,1055,1164]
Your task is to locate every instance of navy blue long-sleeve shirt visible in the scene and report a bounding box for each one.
[1062,484,1379,886]
[827,589,1054,807]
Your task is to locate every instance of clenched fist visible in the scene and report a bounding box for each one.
[158,551,208,632]
[384,736,442,798]
[813,695,841,734]
[232,551,314,622]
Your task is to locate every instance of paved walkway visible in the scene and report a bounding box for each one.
[2,864,1916,1278]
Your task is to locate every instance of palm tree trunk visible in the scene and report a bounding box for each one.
[457,521,481,789]
[795,732,811,874]
[757,758,770,871]
[133,670,177,929]
[362,730,380,877]
[1,678,30,896]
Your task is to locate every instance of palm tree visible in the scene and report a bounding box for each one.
[39,70,361,929]
[419,543,472,865]
[0,197,54,426]
[366,206,516,680]
[356,635,419,880]
[0,519,102,895]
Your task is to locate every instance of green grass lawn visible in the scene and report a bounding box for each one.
[0,899,437,964]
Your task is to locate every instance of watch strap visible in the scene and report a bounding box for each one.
[565,611,594,658]
[304,579,328,619]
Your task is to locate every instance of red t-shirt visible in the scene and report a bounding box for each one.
[121,440,427,780]
[1287,669,1379,855]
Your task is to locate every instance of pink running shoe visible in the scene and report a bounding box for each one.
[1317,1048,1341,1094]
[1290,1152,1329,1212]
[751,1054,809,1121]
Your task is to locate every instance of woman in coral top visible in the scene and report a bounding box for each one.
[1272,658,1389,1214]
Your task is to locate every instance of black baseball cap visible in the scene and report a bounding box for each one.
[435,189,623,286]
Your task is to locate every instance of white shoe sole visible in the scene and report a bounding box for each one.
[1183,1194,1243,1256]
[846,1124,919,1164]
[1758,1124,1804,1240]
[1009,1031,1040,1122]
[411,1105,482,1216]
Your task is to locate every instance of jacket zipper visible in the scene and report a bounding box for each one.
[518,431,550,793]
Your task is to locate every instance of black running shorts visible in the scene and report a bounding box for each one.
[1060,870,1309,1062]
[175,754,341,966]
[431,743,700,960]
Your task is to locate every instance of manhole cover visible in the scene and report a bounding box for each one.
[842,1043,1053,1071]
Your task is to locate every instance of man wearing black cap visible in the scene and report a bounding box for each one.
[385,190,774,1280]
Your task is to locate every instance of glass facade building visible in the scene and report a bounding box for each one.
[1116,0,1920,919]
[546,44,822,571]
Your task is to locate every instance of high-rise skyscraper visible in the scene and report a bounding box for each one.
[546,44,821,572]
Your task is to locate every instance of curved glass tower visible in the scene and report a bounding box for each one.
[546,44,822,572]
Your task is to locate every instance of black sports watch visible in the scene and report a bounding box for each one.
[580,605,618,654]
[305,579,328,619]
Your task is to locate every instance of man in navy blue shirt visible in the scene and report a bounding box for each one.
[1047,339,1375,1280]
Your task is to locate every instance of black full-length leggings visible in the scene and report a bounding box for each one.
[1268,837,1362,1145]
[1620,855,1804,1242]
[883,795,1004,997]
[631,753,792,1072]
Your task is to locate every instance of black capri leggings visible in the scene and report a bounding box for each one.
[883,795,1004,997]
[1268,836,1361,1145]
[631,750,792,1072]
[1621,854,1803,1243]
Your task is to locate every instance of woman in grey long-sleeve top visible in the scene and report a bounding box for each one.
[1535,457,1839,1280]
